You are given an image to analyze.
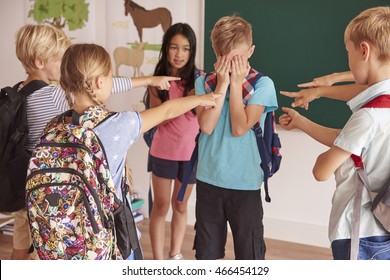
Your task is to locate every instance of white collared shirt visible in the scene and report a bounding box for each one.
[329,78,390,242]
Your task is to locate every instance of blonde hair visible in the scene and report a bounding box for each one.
[15,24,71,74]
[345,6,390,62]
[60,43,112,107]
[211,15,253,56]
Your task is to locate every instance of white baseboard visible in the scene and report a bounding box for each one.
[263,217,330,248]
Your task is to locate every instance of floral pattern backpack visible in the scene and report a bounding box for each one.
[26,106,121,260]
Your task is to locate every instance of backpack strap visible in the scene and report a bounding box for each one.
[2,80,48,162]
[119,167,144,260]
[204,68,261,99]
[177,70,265,202]
[18,80,48,96]
[350,94,390,260]
[177,133,199,201]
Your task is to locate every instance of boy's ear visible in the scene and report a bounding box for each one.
[34,58,44,70]
[248,45,255,59]
[360,41,370,61]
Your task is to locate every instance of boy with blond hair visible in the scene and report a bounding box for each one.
[8,24,179,260]
[279,6,390,260]
[194,15,278,260]
[9,24,71,260]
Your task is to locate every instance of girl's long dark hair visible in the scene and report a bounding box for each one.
[153,23,198,103]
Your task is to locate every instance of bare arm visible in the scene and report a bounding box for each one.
[281,84,367,109]
[298,71,355,87]
[229,56,264,136]
[140,93,221,133]
[197,56,230,135]
[131,76,181,90]
[313,146,351,181]
[278,107,340,147]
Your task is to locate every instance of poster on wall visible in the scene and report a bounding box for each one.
[24,0,97,43]
[106,0,203,78]
[105,0,204,111]
[23,0,204,111]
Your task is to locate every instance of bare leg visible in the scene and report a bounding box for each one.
[11,209,34,260]
[169,179,194,258]
[149,174,172,260]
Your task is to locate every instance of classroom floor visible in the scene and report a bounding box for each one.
[0,218,333,260]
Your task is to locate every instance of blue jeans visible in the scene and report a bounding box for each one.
[331,235,390,260]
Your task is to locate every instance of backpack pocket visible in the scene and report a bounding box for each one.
[27,181,112,260]
[113,196,142,259]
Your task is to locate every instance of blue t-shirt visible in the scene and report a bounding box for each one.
[195,74,278,190]
[93,111,142,200]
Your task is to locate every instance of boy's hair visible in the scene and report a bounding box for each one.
[60,43,112,107]
[15,24,71,74]
[345,6,390,62]
[210,15,253,56]
[153,22,198,102]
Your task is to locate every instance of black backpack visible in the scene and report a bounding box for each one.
[0,80,48,212]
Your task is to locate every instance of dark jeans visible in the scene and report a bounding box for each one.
[331,235,390,260]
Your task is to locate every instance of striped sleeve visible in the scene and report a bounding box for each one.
[112,77,132,94]
[26,84,69,151]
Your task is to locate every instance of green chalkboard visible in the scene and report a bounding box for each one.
[204,0,389,128]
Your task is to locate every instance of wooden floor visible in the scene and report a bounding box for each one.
[0,218,332,260]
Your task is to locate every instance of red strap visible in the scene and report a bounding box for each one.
[350,94,390,167]
[351,154,363,168]
[361,95,390,109]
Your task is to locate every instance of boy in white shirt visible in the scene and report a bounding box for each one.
[279,6,390,260]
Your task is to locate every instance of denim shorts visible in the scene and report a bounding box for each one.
[331,235,390,260]
[149,155,196,184]
[194,180,266,260]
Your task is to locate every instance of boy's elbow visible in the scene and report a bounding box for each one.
[312,167,329,182]
[232,127,246,137]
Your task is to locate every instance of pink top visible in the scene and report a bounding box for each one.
[150,81,199,161]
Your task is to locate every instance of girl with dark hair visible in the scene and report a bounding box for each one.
[148,23,201,260]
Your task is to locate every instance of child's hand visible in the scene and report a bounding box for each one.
[230,55,249,84]
[298,74,335,88]
[150,76,181,90]
[200,92,223,110]
[278,107,302,130]
[280,87,320,110]
[214,56,230,86]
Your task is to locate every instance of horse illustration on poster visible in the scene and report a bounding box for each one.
[113,41,147,77]
[124,0,172,42]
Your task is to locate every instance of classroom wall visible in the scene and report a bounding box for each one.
[0,0,335,248]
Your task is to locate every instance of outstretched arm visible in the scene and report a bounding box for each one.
[278,107,340,147]
[298,71,355,88]
[111,76,180,94]
[280,71,367,109]
[131,76,181,90]
[281,84,367,109]
[140,93,222,133]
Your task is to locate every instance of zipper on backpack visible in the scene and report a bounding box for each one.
[26,168,108,230]
[27,182,100,234]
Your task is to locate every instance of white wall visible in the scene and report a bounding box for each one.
[0,0,335,248]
